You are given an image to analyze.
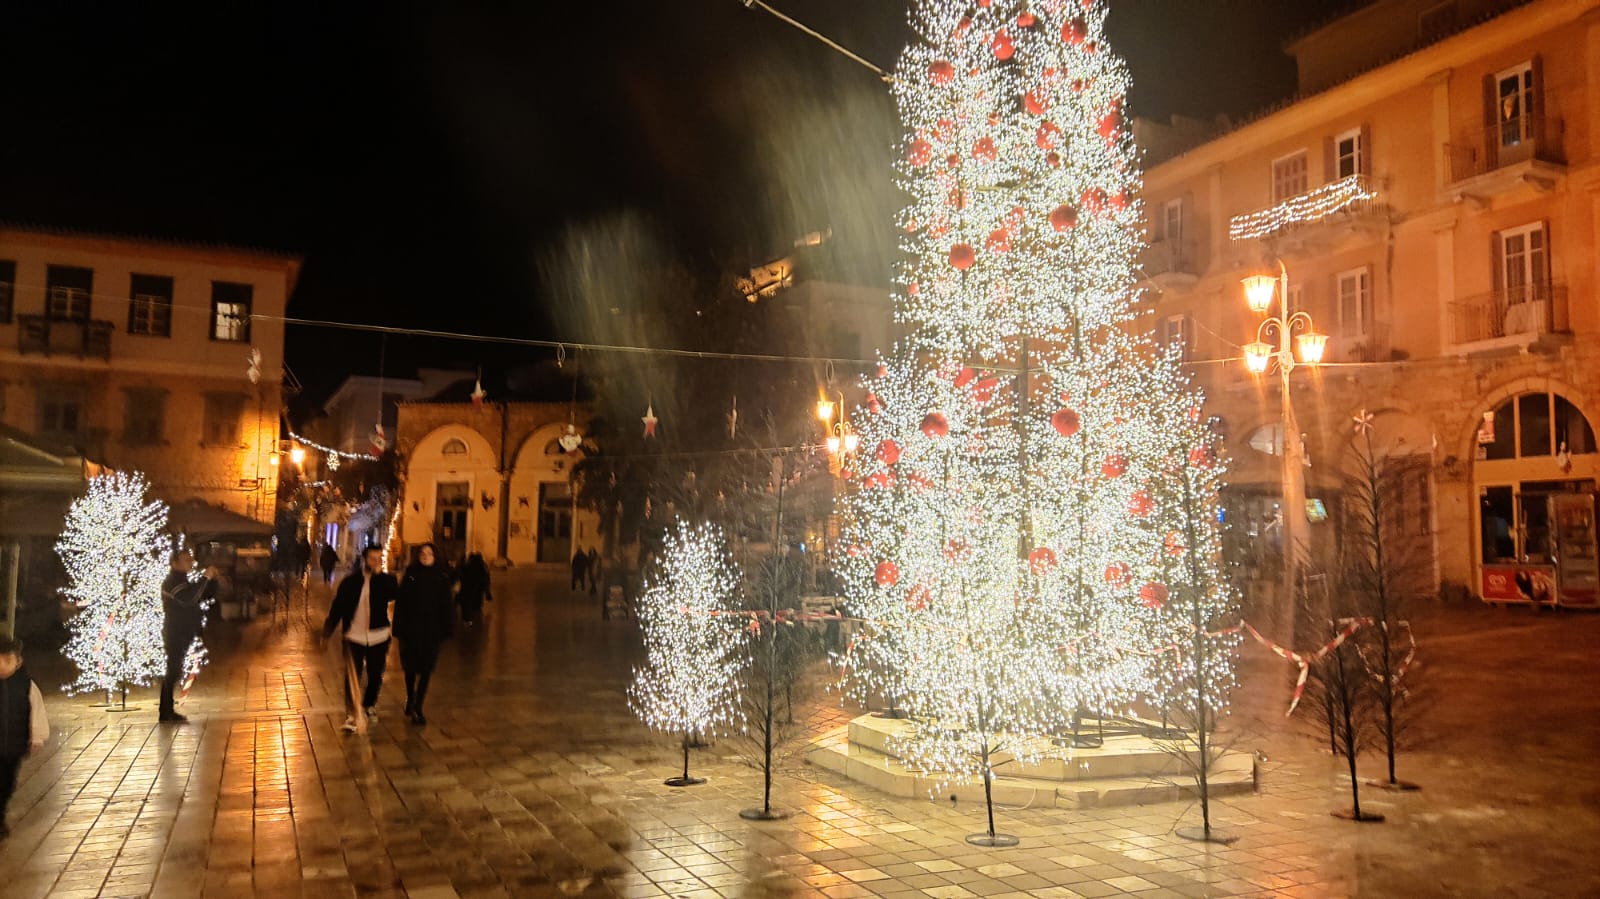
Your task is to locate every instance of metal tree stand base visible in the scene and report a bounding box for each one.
[665,776,706,787]
[965,832,1020,848]
[739,807,791,821]
[1331,808,1385,822]
[1175,825,1240,845]
[1363,778,1421,791]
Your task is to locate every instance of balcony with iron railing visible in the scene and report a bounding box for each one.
[18,314,114,360]
[1449,282,1568,351]
[1228,173,1380,244]
[1444,111,1565,195]
[1138,237,1200,287]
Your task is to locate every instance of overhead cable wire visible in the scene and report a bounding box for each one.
[739,0,892,82]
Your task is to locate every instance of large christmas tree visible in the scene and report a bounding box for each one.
[57,472,172,703]
[836,0,1234,845]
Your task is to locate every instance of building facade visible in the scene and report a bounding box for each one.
[396,400,597,567]
[0,225,299,523]
[1140,0,1600,603]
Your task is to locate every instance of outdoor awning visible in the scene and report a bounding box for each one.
[0,491,76,538]
[167,500,274,543]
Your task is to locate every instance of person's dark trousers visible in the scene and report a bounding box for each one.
[401,642,441,713]
[0,754,20,822]
[158,641,187,717]
[345,640,390,712]
[571,570,584,591]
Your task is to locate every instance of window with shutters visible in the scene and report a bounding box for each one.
[210,282,252,342]
[1162,198,1184,243]
[1498,222,1548,304]
[1337,268,1373,340]
[1271,150,1308,202]
[37,385,87,441]
[1334,128,1363,178]
[128,274,174,337]
[45,265,93,321]
[1495,62,1535,152]
[123,387,166,445]
[1161,314,1192,362]
[202,392,246,446]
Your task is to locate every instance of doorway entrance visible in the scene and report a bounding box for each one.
[538,481,573,564]
[435,482,470,564]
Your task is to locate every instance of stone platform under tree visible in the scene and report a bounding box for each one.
[807,711,1257,810]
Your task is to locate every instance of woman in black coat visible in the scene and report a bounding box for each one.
[395,543,455,725]
[457,552,492,626]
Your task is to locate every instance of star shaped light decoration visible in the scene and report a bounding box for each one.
[642,404,658,439]
[1353,408,1375,436]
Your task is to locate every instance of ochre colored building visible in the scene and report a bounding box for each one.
[1138,0,1600,603]
[0,224,299,522]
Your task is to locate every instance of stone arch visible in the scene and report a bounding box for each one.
[411,423,496,464]
[512,422,580,477]
[1454,375,1597,463]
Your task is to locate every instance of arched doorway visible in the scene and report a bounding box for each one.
[509,424,581,565]
[1472,390,1600,606]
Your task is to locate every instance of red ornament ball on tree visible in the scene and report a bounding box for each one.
[1045,151,1061,167]
[907,139,932,167]
[1082,187,1108,212]
[1026,89,1051,117]
[1102,454,1128,478]
[1139,582,1169,608]
[906,584,930,611]
[991,29,1014,60]
[1049,204,1079,232]
[1035,120,1060,148]
[972,376,999,404]
[1061,16,1087,44]
[1188,445,1214,469]
[1017,12,1036,27]
[1129,489,1154,517]
[920,412,950,438]
[1104,562,1131,588]
[986,228,1011,253]
[928,60,955,84]
[949,244,976,270]
[972,136,997,162]
[876,440,902,465]
[874,561,900,587]
[1051,408,1081,437]
[1028,546,1057,575]
[953,367,976,388]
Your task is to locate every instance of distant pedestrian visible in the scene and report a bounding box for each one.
[571,548,589,592]
[159,551,216,723]
[320,543,340,584]
[295,536,312,578]
[587,547,601,597]
[457,552,492,626]
[395,543,454,727]
[0,637,48,839]
[322,547,399,733]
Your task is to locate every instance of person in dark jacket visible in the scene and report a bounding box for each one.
[320,543,340,584]
[159,552,216,723]
[0,637,48,839]
[457,552,492,626]
[321,547,399,732]
[570,548,589,592]
[395,543,454,726]
[586,547,601,598]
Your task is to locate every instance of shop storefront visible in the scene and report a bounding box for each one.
[1473,391,1600,608]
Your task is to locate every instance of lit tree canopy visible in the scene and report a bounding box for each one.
[57,472,172,697]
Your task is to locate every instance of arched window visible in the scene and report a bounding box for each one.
[1246,423,1284,456]
[544,439,563,455]
[1481,392,1596,461]
[441,438,468,456]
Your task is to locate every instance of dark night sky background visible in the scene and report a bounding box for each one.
[0,1,1352,403]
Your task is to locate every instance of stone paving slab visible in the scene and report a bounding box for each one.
[0,572,1597,897]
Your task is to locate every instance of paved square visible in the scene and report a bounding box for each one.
[2,569,1596,897]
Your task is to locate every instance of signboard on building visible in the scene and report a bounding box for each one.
[1481,564,1556,605]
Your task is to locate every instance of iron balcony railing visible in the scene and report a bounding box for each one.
[1449,282,1568,346]
[1140,237,1197,278]
[18,314,114,360]
[1445,111,1565,183]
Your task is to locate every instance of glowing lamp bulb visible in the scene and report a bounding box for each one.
[816,399,835,423]
[843,432,860,454]
[826,435,842,455]
[289,446,307,466]
[1243,341,1273,375]
[1296,331,1328,365]
[1241,274,1277,314]
[269,452,280,467]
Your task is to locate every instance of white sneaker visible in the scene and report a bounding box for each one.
[341,717,358,733]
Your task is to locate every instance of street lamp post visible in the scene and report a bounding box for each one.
[816,391,859,465]
[1240,260,1326,642]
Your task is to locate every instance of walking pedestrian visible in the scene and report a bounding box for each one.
[320,543,340,585]
[295,536,312,579]
[457,552,492,626]
[395,543,454,726]
[322,546,398,733]
[587,547,601,597]
[570,547,589,592]
[0,637,48,839]
[159,551,215,723]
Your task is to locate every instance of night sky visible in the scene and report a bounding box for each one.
[0,1,1351,402]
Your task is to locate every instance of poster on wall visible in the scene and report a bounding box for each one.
[1480,565,1557,605]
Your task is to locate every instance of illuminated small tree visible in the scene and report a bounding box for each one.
[629,520,751,786]
[57,472,172,707]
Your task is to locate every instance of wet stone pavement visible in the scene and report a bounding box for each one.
[2,568,1598,898]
